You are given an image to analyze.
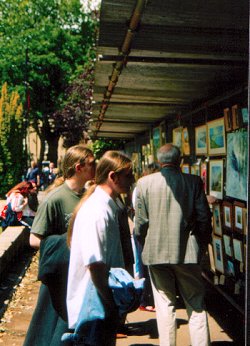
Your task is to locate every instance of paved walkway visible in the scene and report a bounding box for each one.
[0,250,242,346]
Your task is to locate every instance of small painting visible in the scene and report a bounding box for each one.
[213,236,224,274]
[182,127,190,155]
[225,259,235,277]
[181,163,190,174]
[195,125,207,155]
[222,201,233,230]
[212,203,222,236]
[207,118,226,155]
[234,201,245,233]
[241,108,248,125]
[172,127,183,153]
[223,234,233,257]
[209,159,223,199]
[233,238,243,262]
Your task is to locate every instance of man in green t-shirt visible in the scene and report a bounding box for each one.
[29,145,95,248]
[24,144,95,346]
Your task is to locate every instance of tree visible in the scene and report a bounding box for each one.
[92,139,126,159]
[0,82,25,197]
[0,0,98,163]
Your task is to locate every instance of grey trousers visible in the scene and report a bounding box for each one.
[149,264,210,346]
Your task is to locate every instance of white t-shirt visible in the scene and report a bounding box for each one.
[67,186,124,328]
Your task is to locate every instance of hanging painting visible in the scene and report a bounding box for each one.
[209,159,224,199]
[195,125,207,155]
[207,118,226,155]
[225,130,248,201]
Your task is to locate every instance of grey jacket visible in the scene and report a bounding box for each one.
[134,166,212,265]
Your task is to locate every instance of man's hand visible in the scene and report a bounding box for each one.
[88,262,118,316]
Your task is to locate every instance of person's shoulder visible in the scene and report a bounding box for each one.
[138,171,160,184]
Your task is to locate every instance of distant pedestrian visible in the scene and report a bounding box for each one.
[26,160,41,187]
[135,143,212,346]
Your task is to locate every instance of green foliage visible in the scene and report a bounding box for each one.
[92,139,126,159]
[0,82,25,197]
[0,0,99,161]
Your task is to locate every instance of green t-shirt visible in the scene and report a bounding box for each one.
[31,182,82,238]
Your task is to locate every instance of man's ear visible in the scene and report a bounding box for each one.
[109,171,116,183]
[75,163,83,172]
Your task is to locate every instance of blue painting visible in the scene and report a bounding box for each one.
[209,125,224,148]
[226,130,248,201]
[208,118,226,155]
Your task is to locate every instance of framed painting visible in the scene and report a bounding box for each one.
[201,161,208,194]
[191,164,200,176]
[225,130,248,201]
[152,127,161,158]
[223,108,233,132]
[208,243,216,273]
[195,125,207,155]
[172,127,183,153]
[182,127,190,155]
[241,108,248,125]
[207,118,226,155]
[160,121,166,145]
[233,238,243,262]
[209,159,223,199]
[234,201,245,233]
[242,208,248,235]
[225,259,235,277]
[212,236,225,274]
[222,201,233,230]
[212,203,222,236]
[223,234,233,257]
[181,163,190,174]
[232,104,242,130]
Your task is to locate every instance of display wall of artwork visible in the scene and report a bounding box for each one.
[213,236,225,273]
[226,130,248,202]
[209,159,224,199]
[195,125,207,155]
[207,118,226,155]
[222,201,233,230]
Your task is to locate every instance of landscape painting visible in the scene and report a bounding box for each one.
[207,118,226,155]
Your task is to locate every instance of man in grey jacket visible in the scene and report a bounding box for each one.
[135,143,212,346]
